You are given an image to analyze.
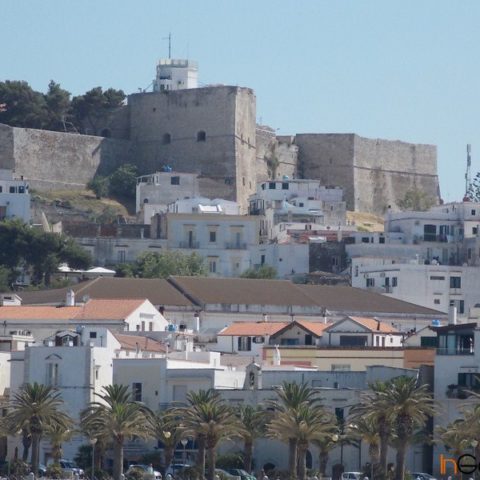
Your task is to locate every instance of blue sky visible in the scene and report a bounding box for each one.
[2,0,479,201]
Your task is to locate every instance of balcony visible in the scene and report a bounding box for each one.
[436,347,474,356]
[225,242,247,250]
[178,241,200,249]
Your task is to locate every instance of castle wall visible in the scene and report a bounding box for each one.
[352,136,439,214]
[0,124,131,191]
[295,133,356,207]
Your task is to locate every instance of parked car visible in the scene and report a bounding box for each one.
[126,464,162,480]
[48,460,84,478]
[225,469,256,480]
[410,473,437,480]
[341,473,362,480]
[215,469,241,480]
[38,464,47,477]
[165,464,191,477]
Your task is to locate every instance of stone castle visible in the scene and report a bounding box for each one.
[0,60,440,215]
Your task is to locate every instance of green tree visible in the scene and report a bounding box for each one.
[381,377,434,480]
[171,389,240,480]
[0,266,10,292]
[134,251,206,278]
[236,405,265,472]
[81,385,151,480]
[87,175,110,199]
[109,164,138,199]
[44,81,71,131]
[4,383,72,476]
[45,422,74,464]
[397,189,435,211]
[71,86,125,135]
[0,80,49,129]
[240,265,277,279]
[468,172,480,202]
[266,382,326,480]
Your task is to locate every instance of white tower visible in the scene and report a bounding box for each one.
[153,59,198,92]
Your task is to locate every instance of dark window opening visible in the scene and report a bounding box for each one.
[450,276,461,289]
[132,382,142,401]
[423,224,437,241]
[269,182,276,189]
[282,183,289,190]
[171,176,180,185]
[197,130,206,142]
[162,133,171,145]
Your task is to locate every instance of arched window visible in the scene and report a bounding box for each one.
[162,133,171,145]
[197,130,206,142]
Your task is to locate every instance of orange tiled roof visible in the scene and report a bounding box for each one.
[296,320,331,336]
[0,306,82,320]
[218,322,288,336]
[114,333,166,353]
[0,299,147,322]
[73,299,146,321]
[348,316,399,333]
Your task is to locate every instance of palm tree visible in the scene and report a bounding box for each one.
[266,382,329,480]
[312,433,339,478]
[236,405,265,473]
[81,384,151,480]
[346,418,380,477]
[171,389,240,480]
[381,376,434,480]
[4,382,71,476]
[147,410,184,475]
[45,422,74,464]
[350,381,391,477]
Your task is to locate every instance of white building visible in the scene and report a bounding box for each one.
[0,169,30,222]
[152,59,198,92]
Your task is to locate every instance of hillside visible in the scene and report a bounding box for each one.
[347,211,384,232]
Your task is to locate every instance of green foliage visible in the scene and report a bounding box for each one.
[10,460,30,476]
[397,189,435,211]
[0,219,92,287]
[114,263,135,278]
[46,463,63,479]
[215,453,244,469]
[468,172,480,202]
[126,468,145,480]
[133,251,207,278]
[88,175,110,199]
[109,164,138,199]
[0,266,10,292]
[240,265,277,279]
[74,444,92,470]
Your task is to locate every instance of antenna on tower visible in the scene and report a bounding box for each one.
[465,144,472,196]
[163,32,172,59]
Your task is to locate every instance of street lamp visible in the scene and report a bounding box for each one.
[90,438,97,480]
[181,439,188,465]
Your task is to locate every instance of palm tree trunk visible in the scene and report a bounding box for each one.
[21,429,31,462]
[30,433,40,476]
[288,438,298,480]
[379,419,389,478]
[206,447,216,480]
[319,448,329,476]
[297,443,307,480]
[196,436,206,480]
[163,445,174,476]
[244,440,253,473]
[394,443,407,480]
[113,440,124,480]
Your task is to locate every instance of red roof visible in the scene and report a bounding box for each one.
[218,322,288,336]
[0,306,82,320]
[114,334,166,353]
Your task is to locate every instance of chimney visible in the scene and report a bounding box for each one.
[193,312,200,332]
[448,305,458,325]
[66,289,75,307]
[376,319,381,331]
[262,313,268,322]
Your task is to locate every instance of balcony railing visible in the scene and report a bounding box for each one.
[436,347,474,356]
[225,242,247,250]
[178,241,200,249]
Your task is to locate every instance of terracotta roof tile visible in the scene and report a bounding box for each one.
[114,333,166,353]
[73,299,146,321]
[0,306,82,320]
[348,316,400,333]
[296,320,331,336]
[218,322,288,336]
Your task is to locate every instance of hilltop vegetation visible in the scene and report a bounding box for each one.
[0,80,125,135]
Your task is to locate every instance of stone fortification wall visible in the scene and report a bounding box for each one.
[352,135,439,213]
[0,123,131,191]
[295,133,356,207]
[294,133,439,214]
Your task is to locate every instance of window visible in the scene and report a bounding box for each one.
[430,276,445,281]
[458,373,480,390]
[171,176,180,185]
[450,276,461,289]
[0,187,2,193]
[354,266,359,277]
[282,183,289,190]
[47,363,59,386]
[89,332,97,339]
[269,182,276,190]
[459,300,465,314]
[385,277,390,287]
[332,364,351,372]
[209,231,216,243]
[141,321,145,331]
[149,322,153,332]
[379,237,385,244]
[132,383,142,401]
[473,227,478,235]
[9,186,15,193]
[361,237,370,243]
[162,133,171,145]
[196,130,206,142]
[18,186,25,194]
[117,250,126,263]
[423,224,437,242]
[472,209,476,216]
[261,255,265,265]
[209,259,217,273]
[238,336,252,351]
[366,278,375,287]
[421,337,438,347]
[305,334,313,345]
[434,299,440,305]
[340,335,368,346]
[392,277,398,287]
